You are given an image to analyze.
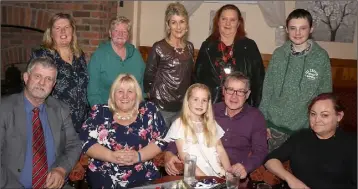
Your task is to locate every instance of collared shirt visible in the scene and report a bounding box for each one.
[167,102,268,173]
[214,102,268,172]
[19,96,56,188]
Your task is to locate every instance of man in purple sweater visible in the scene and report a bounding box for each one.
[164,71,268,179]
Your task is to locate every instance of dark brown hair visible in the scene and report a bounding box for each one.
[209,4,246,41]
[308,93,345,114]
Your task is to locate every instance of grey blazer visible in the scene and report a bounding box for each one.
[0,92,82,189]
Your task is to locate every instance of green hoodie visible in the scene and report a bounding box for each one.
[87,41,146,107]
[259,40,332,134]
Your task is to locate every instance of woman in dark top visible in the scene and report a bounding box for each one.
[29,13,88,132]
[194,4,265,106]
[264,93,357,189]
[144,2,194,127]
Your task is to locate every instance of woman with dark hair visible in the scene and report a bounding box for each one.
[194,4,265,106]
[264,93,356,189]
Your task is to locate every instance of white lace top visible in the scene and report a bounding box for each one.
[164,118,226,177]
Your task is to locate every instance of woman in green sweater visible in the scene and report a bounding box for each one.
[259,9,332,152]
[87,16,145,107]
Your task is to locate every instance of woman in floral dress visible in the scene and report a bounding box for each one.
[80,74,168,188]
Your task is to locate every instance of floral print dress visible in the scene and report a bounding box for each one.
[30,48,89,132]
[80,101,168,189]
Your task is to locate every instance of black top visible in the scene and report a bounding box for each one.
[194,37,265,107]
[265,128,357,188]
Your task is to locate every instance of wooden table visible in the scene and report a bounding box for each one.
[154,176,274,189]
[154,176,225,184]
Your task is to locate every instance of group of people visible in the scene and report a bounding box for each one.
[0,2,356,189]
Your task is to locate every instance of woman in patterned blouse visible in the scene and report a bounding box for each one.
[80,74,168,189]
[29,13,89,132]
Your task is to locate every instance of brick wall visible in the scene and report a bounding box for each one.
[1,1,119,73]
[1,27,42,79]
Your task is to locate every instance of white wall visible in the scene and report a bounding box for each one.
[139,1,357,59]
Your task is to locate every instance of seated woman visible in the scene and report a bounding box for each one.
[164,83,231,177]
[264,93,357,189]
[80,74,168,189]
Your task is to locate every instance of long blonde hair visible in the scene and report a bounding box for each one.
[180,84,217,147]
[42,13,82,58]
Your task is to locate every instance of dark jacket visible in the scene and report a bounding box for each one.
[194,37,265,107]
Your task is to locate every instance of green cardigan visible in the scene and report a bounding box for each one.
[259,40,332,134]
[87,41,146,107]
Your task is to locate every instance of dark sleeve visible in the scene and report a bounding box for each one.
[143,43,160,94]
[249,40,265,107]
[193,41,208,84]
[166,142,178,154]
[264,132,299,164]
[242,110,268,173]
[145,102,168,151]
[80,105,102,153]
[349,136,357,187]
[29,48,54,63]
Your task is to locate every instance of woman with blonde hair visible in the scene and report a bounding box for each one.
[164,83,231,177]
[87,16,145,107]
[80,73,168,188]
[144,2,194,127]
[29,12,88,132]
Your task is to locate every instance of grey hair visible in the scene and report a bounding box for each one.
[223,71,251,90]
[27,57,58,76]
[109,16,132,33]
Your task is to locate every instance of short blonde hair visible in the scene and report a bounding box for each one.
[108,74,143,113]
[164,2,189,41]
[180,83,217,147]
[109,16,131,35]
[42,13,82,58]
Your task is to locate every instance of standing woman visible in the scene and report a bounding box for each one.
[87,16,146,107]
[194,4,265,106]
[259,9,332,152]
[144,2,194,127]
[29,13,88,133]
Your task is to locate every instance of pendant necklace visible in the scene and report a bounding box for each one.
[221,42,234,75]
[174,47,185,55]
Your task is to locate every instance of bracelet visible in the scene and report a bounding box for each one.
[137,151,142,163]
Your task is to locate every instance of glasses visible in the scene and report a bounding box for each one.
[224,87,248,96]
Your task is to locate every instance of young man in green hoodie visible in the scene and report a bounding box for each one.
[259,9,332,152]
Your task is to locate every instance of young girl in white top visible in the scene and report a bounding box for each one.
[164,83,231,177]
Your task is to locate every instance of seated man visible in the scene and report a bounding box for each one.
[164,71,268,178]
[0,57,82,189]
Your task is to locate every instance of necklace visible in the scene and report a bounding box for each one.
[220,42,234,75]
[115,110,138,121]
[174,47,185,55]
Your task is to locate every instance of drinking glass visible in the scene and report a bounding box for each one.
[225,171,240,189]
[256,183,272,189]
[183,154,197,185]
